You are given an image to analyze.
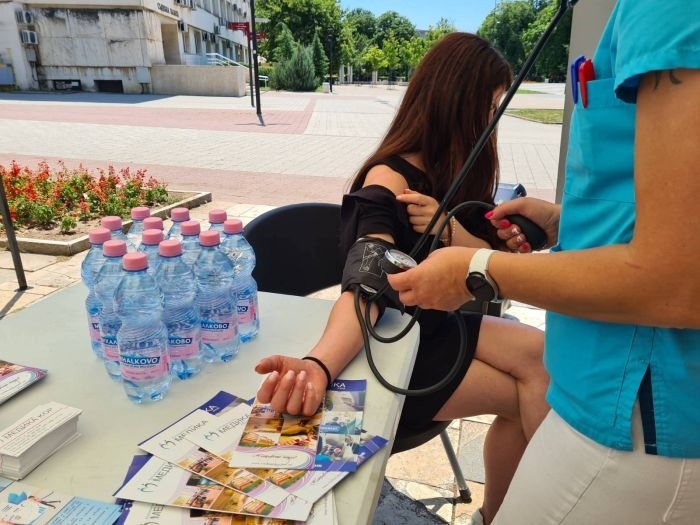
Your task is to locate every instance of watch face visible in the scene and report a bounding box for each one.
[466,273,497,302]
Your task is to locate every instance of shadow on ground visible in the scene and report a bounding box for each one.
[374,478,448,524]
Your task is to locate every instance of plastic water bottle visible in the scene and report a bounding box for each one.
[127,206,150,250]
[137,229,163,276]
[81,227,111,359]
[143,216,164,233]
[180,220,202,267]
[207,209,227,235]
[156,240,203,380]
[220,219,259,342]
[195,230,239,363]
[101,216,134,251]
[95,239,128,380]
[115,252,171,403]
[166,207,190,241]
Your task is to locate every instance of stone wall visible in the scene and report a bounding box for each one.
[150,64,245,97]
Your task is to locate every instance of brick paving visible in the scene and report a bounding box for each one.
[0,83,563,524]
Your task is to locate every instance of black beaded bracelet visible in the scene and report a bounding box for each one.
[302,356,332,387]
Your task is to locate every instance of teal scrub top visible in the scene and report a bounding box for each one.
[546,0,700,458]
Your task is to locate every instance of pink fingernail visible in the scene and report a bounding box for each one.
[484,211,494,219]
[500,219,511,228]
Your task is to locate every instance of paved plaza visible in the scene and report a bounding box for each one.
[0,83,563,524]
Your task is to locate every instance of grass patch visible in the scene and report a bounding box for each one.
[505,108,563,124]
[516,88,545,95]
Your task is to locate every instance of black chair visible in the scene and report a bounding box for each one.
[243,201,472,503]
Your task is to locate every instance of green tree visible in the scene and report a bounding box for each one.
[343,8,376,41]
[270,44,319,91]
[375,11,415,48]
[362,44,387,76]
[272,22,296,63]
[404,35,429,77]
[522,1,572,81]
[310,30,329,81]
[477,1,537,73]
[425,18,456,46]
[381,31,401,81]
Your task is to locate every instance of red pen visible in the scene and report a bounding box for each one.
[578,59,595,108]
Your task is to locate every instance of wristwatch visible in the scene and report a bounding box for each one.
[466,249,499,302]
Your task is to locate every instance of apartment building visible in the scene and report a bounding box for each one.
[0,0,251,94]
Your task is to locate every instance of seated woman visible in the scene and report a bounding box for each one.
[254,32,549,525]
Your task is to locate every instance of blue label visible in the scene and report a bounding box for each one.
[237,305,249,314]
[121,356,161,366]
[201,321,229,330]
[168,336,194,345]
[102,335,117,345]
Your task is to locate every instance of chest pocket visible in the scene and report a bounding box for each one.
[565,77,636,203]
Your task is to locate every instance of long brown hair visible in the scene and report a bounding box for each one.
[351,32,512,238]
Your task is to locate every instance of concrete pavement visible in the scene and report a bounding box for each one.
[0,83,561,524]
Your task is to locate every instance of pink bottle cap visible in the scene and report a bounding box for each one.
[223,219,243,234]
[89,227,111,244]
[181,220,201,236]
[208,209,227,224]
[122,252,148,271]
[103,239,127,257]
[199,230,220,247]
[159,239,182,257]
[143,216,164,230]
[141,229,163,245]
[170,207,190,222]
[101,216,123,231]
[131,206,150,220]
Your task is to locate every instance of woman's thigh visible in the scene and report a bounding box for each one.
[493,407,700,525]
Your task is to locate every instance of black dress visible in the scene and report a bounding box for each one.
[339,156,482,431]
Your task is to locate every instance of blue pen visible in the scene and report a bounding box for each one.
[571,55,585,104]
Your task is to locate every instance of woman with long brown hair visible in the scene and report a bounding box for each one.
[255,33,549,524]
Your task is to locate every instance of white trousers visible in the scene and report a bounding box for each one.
[493,406,700,524]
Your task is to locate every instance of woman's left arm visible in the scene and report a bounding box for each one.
[389,69,700,328]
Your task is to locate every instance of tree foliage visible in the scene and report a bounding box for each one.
[374,11,416,48]
[310,30,329,81]
[270,44,319,91]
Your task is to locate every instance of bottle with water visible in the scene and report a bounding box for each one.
[143,216,164,233]
[127,206,150,249]
[220,219,259,342]
[180,220,202,267]
[94,239,128,380]
[207,209,227,235]
[156,240,203,380]
[137,229,163,276]
[166,207,190,241]
[81,226,111,359]
[195,231,239,363]
[101,216,134,251]
[115,252,171,403]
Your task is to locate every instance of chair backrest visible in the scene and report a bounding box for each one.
[243,203,344,297]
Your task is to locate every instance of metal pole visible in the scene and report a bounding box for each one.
[249,0,262,118]
[328,37,333,93]
[0,174,28,290]
[248,35,255,108]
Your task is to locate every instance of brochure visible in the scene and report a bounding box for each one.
[230,380,367,472]
[0,477,121,525]
[0,360,47,405]
[138,392,287,506]
[183,403,388,504]
[113,455,312,522]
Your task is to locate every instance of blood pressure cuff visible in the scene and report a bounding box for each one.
[341,236,403,316]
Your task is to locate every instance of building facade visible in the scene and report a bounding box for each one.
[0,0,252,94]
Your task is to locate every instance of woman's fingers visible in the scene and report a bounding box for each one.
[285,370,308,414]
[256,370,280,403]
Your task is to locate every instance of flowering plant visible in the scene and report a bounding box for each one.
[0,161,170,234]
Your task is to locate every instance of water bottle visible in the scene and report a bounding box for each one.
[115,252,171,403]
[195,230,239,363]
[180,220,202,267]
[101,216,134,251]
[220,219,259,342]
[95,239,128,380]
[143,216,164,233]
[166,207,190,241]
[207,209,227,235]
[81,227,111,359]
[137,229,163,276]
[156,240,203,380]
[127,206,150,250]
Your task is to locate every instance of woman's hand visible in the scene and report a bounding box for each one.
[396,189,449,239]
[254,356,327,416]
[487,198,561,252]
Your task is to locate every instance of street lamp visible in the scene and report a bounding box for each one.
[326,36,333,93]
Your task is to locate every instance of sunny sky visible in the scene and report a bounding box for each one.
[339,0,497,33]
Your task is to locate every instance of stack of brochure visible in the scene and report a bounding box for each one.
[0,402,82,480]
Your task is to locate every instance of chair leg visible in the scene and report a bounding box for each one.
[440,429,472,503]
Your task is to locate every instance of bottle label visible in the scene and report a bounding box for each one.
[168,334,199,359]
[237,299,257,325]
[201,319,236,344]
[89,316,101,342]
[121,354,170,381]
[102,335,120,361]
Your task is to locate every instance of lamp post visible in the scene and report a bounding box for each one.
[0,175,27,290]
[326,35,333,93]
[249,0,262,119]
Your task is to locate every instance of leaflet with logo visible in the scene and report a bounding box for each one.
[0,360,47,405]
